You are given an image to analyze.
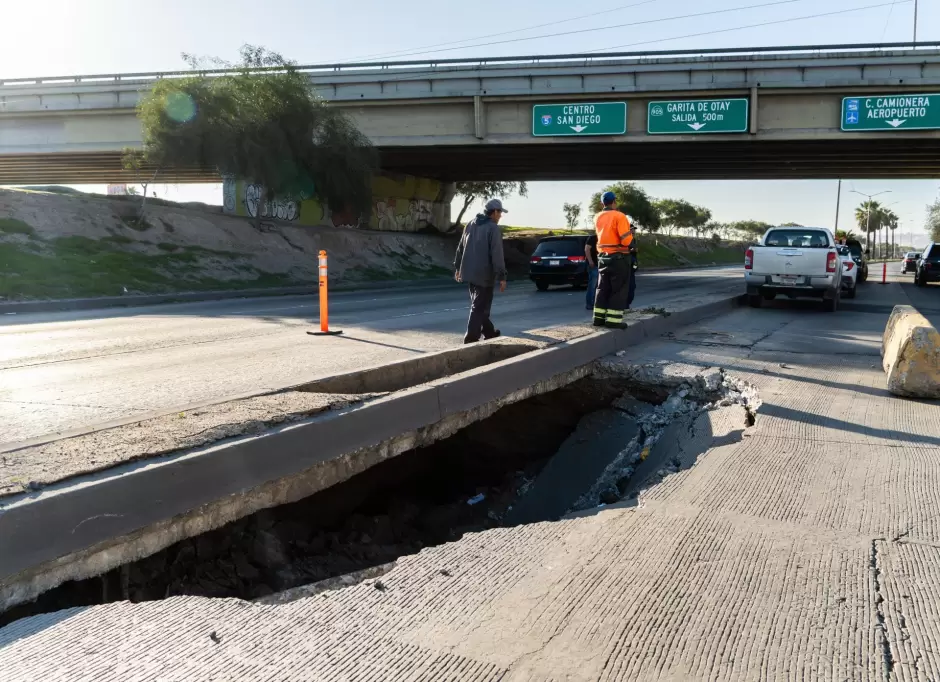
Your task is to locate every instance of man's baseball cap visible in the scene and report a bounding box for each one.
[485,199,508,213]
[602,191,617,205]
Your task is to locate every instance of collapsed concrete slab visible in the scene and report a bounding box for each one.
[504,409,640,525]
[882,305,940,399]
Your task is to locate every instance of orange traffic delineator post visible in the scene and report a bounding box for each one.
[882,261,888,284]
[307,250,343,336]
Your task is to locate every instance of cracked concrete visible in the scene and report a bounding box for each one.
[4,296,940,680]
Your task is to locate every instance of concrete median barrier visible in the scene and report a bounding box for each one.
[882,305,940,399]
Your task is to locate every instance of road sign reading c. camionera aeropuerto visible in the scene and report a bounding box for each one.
[646,98,749,134]
[841,94,940,131]
[532,102,627,137]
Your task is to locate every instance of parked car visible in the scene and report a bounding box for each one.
[902,251,921,274]
[529,235,590,291]
[837,246,858,299]
[745,226,842,311]
[844,238,870,282]
[915,243,940,287]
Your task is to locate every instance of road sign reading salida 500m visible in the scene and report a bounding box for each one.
[647,98,749,134]
[532,102,627,137]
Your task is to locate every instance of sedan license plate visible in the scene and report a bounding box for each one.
[780,275,798,285]
[550,260,561,266]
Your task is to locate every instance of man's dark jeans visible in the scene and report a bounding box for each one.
[464,284,497,343]
[586,266,599,309]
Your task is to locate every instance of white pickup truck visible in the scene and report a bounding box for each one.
[744,226,843,312]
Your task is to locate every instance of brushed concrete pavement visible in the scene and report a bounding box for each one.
[3,279,938,680]
[0,267,743,443]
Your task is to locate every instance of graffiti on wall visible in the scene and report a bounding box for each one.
[222,175,237,213]
[244,183,300,222]
[374,198,434,232]
[223,174,449,232]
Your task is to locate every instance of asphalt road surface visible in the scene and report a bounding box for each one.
[0,267,744,444]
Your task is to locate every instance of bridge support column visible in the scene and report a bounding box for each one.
[474,96,486,140]
[749,86,758,135]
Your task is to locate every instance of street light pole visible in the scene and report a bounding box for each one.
[850,189,892,257]
[834,179,842,234]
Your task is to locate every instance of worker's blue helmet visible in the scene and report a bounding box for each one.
[602,191,616,205]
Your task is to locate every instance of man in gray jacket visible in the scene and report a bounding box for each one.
[454,198,508,343]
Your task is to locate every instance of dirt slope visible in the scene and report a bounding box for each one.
[0,188,457,301]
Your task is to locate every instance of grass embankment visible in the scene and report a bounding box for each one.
[0,231,298,300]
[0,215,454,301]
[501,225,745,271]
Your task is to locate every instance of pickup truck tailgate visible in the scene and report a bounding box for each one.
[753,246,831,283]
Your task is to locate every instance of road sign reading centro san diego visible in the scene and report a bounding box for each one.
[647,98,749,134]
[842,94,940,131]
[532,102,627,137]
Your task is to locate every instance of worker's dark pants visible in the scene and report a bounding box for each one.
[464,284,497,342]
[593,253,636,326]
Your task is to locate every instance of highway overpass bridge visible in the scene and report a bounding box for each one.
[2,42,940,184]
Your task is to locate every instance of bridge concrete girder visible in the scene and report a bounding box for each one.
[2,45,940,183]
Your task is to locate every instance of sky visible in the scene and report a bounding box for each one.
[2,0,938,246]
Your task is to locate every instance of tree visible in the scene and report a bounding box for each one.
[780,222,804,227]
[926,198,940,244]
[654,199,696,236]
[133,45,376,229]
[589,182,661,232]
[882,209,898,258]
[835,229,859,242]
[562,202,582,233]
[454,181,528,226]
[727,220,772,241]
[121,149,160,222]
[855,200,884,255]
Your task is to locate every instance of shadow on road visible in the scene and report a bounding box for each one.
[760,402,940,447]
[327,335,427,353]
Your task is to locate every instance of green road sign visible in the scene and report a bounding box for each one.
[532,102,627,137]
[841,94,940,131]
[647,98,749,134]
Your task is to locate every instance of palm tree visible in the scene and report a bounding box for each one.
[835,229,860,243]
[883,209,899,259]
[855,200,883,255]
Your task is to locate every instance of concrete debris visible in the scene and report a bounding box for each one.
[571,363,759,512]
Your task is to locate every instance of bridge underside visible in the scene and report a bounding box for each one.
[381,138,940,181]
[1,138,939,185]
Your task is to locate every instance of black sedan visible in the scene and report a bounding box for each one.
[915,243,940,287]
[529,235,590,291]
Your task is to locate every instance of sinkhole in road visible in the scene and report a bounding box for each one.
[1,364,758,626]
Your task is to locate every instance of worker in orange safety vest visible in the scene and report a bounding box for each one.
[592,191,637,329]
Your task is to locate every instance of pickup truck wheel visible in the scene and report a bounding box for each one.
[762,292,777,301]
[824,292,839,312]
[748,294,763,308]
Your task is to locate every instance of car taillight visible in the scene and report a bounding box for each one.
[926,262,933,270]
[744,248,754,270]
[827,252,838,273]
[844,261,854,271]
[567,255,586,263]
[530,257,540,264]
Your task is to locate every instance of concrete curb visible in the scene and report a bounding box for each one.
[0,293,744,611]
[0,278,455,315]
